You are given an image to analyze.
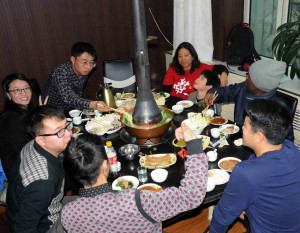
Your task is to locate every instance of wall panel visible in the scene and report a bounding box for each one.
[0,0,173,110]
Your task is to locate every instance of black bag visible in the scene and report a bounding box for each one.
[225,23,261,70]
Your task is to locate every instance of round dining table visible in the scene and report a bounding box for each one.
[73,96,253,226]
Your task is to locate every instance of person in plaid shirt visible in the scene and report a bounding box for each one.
[42,42,110,112]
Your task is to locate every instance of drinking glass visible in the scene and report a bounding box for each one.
[137,166,148,182]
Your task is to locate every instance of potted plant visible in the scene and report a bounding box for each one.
[272,20,300,79]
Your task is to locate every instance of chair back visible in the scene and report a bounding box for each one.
[103,59,136,95]
[276,91,298,119]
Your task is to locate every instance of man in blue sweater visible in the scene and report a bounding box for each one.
[209,99,300,232]
[204,60,294,141]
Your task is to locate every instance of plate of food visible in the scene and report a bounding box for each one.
[112,176,139,191]
[137,183,163,192]
[207,169,230,185]
[153,92,170,99]
[219,124,240,135]
[85,113,122,135]
[196,135,210,149]
[218,157,241,172]
[210,116,228,125]
[206,179,216,192]
[176,100,194,108]
[121,93,135,100]
[139,153,177,169]
[72,126,80,134]
[83,108,95,116]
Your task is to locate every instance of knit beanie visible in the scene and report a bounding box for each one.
[249,60,286,92]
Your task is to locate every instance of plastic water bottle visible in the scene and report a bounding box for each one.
[105,141,118,175]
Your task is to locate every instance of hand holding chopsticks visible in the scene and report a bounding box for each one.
[201,91,218,116]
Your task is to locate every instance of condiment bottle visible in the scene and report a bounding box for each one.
[106,141,118,176]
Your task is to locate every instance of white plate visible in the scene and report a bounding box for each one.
[206,180,216,192]
[139,153,177,169]
[176,100,194,108]
[137,183,163,192]
[207,169,230,185]
[72,127,80,137]
[158,92,170,98]
[218,157,241,172]
[105,126,122,135]
[122,93,135,100]
[219,124,240,135]
[112,176,139,191]
[210,116,228,125]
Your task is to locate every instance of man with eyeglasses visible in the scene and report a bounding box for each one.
[42,42,110,112]
[6,105,72,233]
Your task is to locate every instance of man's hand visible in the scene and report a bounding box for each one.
[89,101,111,112]
[239,211,246,220]
[175,122,196,142]
[204,92,215,106]
[39,95,49,106]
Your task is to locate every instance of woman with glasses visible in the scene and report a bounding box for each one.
[0,73,42,179]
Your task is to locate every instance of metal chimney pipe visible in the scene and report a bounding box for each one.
[131,0,162,125]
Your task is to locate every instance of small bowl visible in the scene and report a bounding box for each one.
[119,144,140,161]
[151,169,168,183]
[172,105,184,114]
[116,100,124,108]
[69,109,82,118]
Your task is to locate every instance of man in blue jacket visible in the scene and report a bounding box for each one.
[209,99,300,232]
[204,60,294,141]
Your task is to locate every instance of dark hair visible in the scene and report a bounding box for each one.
[64,134,107,187]
[171,42,200,75]
[246,99,291,145]
[2,73,39,114]
[28,105,65,137]
[201,70,220,88]
[71,42,96,59]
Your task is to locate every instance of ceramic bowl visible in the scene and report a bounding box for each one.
[151,169,168,183]
[69,109,82,118]
[172,105,184,114]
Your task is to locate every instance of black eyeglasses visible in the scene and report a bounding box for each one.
[39,122,73,138]
[9,86,31,95]
[76,58,96,68]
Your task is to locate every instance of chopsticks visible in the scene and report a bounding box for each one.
[201,91,218,117]
[91,118,112,127]
[109,107,131,116]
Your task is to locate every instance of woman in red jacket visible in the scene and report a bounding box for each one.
[163,42,228,101]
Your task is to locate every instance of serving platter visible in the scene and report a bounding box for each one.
[176,100,194,108]
[139,153,177,169]
[219,124,239,135]
[210,116,228,125]
[112,176,139,191]
[137,183,163,192]
[121,93,135,100]
[218,157,241,172]
[207,169,230,185]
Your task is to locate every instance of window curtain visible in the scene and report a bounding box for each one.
[250,0,278,57]
[173,0,214,62]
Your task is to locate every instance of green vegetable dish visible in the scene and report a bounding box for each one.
[123,109,172,128]
[116,180,134,190]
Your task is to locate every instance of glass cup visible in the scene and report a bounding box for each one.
[137,166,148,182]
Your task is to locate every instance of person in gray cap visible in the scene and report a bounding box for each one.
[204,59,294,141]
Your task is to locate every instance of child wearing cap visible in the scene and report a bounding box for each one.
[188,70,220,112]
